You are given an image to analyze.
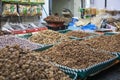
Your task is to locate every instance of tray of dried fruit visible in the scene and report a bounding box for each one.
[46,21,65,28]
[42,40,119,80]
[81,34,120,60]
[58,30,83,40]
[51,54,118,80]
[44,15,66,28]
[59,30,99,40]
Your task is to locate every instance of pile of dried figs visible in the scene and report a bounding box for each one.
[66,31,93,38]
[42,40,115,69]
[0,45,71,80]
[0,35,42,51]
[29,30,69,44]
[82,34,120,52]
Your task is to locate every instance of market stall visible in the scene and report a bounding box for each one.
[0,0,120,80]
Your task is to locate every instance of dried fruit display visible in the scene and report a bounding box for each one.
[42,40,115,69]
[66,31,93,38]
[29,30,69,44]
[0,30,11,36]
[82,34,120,52]
[44,15,68,27]
[0,35,41,51]
[44,15,66,23]
[0,45,71,80]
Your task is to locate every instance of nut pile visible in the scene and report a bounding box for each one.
[66,31,93,38]
[0,30,11,36]
[0,35,41,51]
[42,40,115,69]
[0,45,71,80]
[44,15,66,23]
[29,30,69,44]
[82,34,120,52]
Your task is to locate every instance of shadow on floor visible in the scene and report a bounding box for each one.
[87,63,120,80]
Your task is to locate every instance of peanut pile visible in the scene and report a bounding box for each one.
[42,40,115,69]
[29,30,69,44]
[0,45,71,80]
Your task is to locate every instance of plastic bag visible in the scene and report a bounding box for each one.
[81,24,97,31]
[29,0,37,3]
[2,4,19,16]
[2,0,11,2]
[30,6,42,16]
[19,5,31,16]
[11,0,20,2]
[20,0,29,3]
[37,0,45,3]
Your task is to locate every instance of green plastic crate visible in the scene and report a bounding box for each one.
[51,55,119,80]
[18,34,32,39]
[104,32,120,36]
[58,29,72,34]
[33,44,53,51]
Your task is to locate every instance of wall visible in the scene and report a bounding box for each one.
[107,0,120,10]
[41,0,49,22]
[52,0,81,17]
[90,0,120,10]
[52,0,74,16]
[90,0,105,9]
[74,0,81,18]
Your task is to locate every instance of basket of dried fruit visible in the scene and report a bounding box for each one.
[44,15,66,27]
[41,40,119,80]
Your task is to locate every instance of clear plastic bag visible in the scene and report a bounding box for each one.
[2,4,19,16]
[30,6,42,16]
[19,5,31,16]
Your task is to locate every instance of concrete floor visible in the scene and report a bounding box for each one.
[87,63,120,80]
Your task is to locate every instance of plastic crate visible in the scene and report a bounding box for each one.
[51,54,119,80]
